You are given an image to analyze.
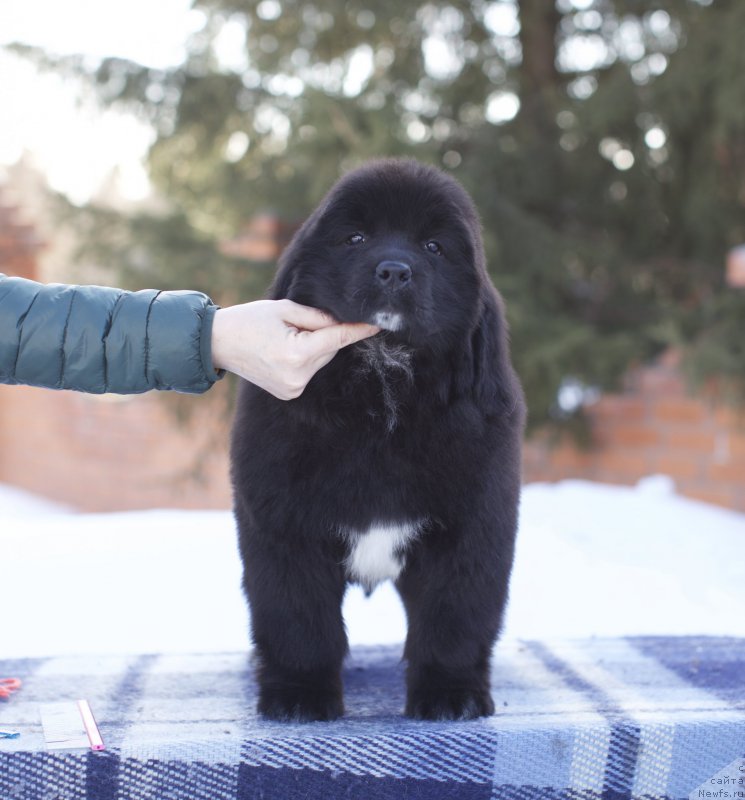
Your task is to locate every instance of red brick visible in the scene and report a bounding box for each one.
[596,450,650,478]
[654,398,708,425]
[591,396,647,422]
[651,455,701,481]
[713,405,745,431]
[637,367,686,395]
[727,434,745,459]
[522,463,555,483]
[593,469,635,487]
[681,485,736,510]
[707,461,745,484]
[608,425,661,448]
[549,445,596,471]
[665,429,717,452]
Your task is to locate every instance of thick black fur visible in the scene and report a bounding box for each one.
[230,159,526,722]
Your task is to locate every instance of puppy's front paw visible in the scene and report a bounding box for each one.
[406,685,495,721]
[258,682,343,722]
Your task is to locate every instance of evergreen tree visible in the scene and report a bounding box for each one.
[9,0,745,429]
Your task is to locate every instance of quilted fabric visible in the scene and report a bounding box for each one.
[0,273,221,394]
[1,637,744,799]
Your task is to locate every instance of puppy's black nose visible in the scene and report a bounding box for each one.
[376,261,412,290]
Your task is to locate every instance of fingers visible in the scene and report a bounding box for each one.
[278,299,380,355]
[278,301,380,347]
[277,300,338,331]
[298,321,380,356]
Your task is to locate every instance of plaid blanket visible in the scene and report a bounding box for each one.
[1,637,744,799]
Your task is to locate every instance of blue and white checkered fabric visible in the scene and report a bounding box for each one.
[1,637,744,799]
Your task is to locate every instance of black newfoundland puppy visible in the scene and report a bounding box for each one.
[231,159,525,722]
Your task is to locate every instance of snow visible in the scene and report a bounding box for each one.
[0,483,72,517]
[1,476,744,659]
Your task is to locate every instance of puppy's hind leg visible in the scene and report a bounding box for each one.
[240,528,348,722]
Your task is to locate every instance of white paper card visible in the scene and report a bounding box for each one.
[40,702,89,751]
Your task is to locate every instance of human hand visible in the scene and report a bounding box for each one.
[211,299,380,399]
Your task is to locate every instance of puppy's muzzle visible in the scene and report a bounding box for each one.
[375,261,411,293]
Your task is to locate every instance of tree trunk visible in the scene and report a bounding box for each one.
[517,0,561,138]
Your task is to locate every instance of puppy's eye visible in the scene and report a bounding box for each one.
[347,233,365,245]
[424,240,443,255]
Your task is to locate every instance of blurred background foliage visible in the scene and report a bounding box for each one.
[9,0,745,431]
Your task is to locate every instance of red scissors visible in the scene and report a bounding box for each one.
[0,678,22,699]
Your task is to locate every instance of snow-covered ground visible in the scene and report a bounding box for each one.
[1,476,744,659]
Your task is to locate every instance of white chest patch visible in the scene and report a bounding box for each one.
[343,521,421,592]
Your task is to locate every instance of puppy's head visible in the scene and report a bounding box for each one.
[271,159,487,351]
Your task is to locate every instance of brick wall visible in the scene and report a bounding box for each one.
[2,347,743,513]
[0,383,233,511]
[523,349,745,511]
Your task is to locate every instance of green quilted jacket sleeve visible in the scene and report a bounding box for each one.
[0,273,223,394]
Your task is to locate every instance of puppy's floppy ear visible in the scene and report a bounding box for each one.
[268,256,296,300]
[468,286,522,417]
[267,202,326,300]
[268,224,310,299]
